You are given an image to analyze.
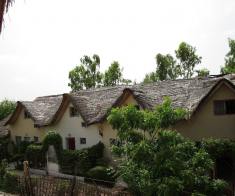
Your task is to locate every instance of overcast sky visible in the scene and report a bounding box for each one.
[0,0,235,101]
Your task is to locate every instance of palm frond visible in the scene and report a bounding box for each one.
[0,0,14,33]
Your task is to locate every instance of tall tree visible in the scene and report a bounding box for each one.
[68,54,103,91]
[155,53,179,80]
[103,61,131,86]
[196,68,210,77]
[143,54,179,84]
[175,42,202,79]
[108,98,227,195]
[0,99,16,120]
[221,38,235,74]
[0,0,14,33]
[143,72,158,84]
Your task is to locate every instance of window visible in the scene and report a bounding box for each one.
[24,137,30,142]
[70,107,79,117]
[34,136,39,143]
[214,100,235,115]
[15,136,22,145]
[66,137,76,150]
[80,138,86,144]
[24,111,30,119]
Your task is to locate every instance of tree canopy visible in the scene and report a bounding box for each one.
[175,42,202,79]
[107,98,227,195]
[68,54,103,91]
[103,61,131,86]
[68,55,131,91]
[0,99,16,120]
[196,68,210,77]
[143,42,202,84]
[221,38,235,74]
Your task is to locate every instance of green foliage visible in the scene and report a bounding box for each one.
[108,97,186,139]
[0,137,13,161]
[103,61,131,86]
[60,149,90,175]
[68,54,103,91]
[25,144,45,169]
[175,42,202,79]
[196,68,210,77]
[156,54,180,81]
[87,142,104,167]
[0,99,16,120]
[202,138,235,159]
[59,142,105,176]
[87,166,116,182]
[17,140,32,154]
[221,38,235,74]
[143,72,158,84]
[0,159,7,179]
[108,99,227,195]
[1,171,19,193]
[42,131,63,158]
[143,42,202,83]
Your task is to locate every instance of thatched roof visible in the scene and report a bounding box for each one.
[0,115,10,138]
[3,74,235,128]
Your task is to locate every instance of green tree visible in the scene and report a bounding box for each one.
[221,38,235,74]
[196,68,210,77]
[156,54,180,81]
[107,98,227,196]
[175,42,202,79]
[0,99,16,120]
[143,54,179,84]
[103,61,131,86]
[68,54,103,91]
[143,72,158,84]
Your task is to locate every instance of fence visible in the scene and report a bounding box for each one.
[17,175,131,196]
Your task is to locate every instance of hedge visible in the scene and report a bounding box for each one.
[59,142,105,176]
[87,166,116,182]
[25,144,45,169]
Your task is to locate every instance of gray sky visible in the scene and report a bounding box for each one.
[0,0,235,101]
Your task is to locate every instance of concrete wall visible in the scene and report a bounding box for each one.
[175,83,235,140]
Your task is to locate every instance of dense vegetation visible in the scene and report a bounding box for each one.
[108,98,228,195]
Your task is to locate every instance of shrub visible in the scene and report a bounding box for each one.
[42,131,62,158]
[60,149,91,176]
[18,140,32,154]
[2,171,19,193]
[87,166,116,182]
[0,159,7,179]
[25,144,45,169]
[87,142,104,167]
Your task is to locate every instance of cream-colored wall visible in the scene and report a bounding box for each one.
[46,104,101,150]
[175,83,235,140]
[9,109,46,143]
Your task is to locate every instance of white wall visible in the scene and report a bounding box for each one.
[47,103,102,150]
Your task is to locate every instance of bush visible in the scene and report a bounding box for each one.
[59,142,105,176]
[25,144,45,169]
[87,166,116,182]
[42,131,63,158]
[11,154,24,170]
[87,142,104,167]
[2,171,19,193]
[60,149,91,176]
[0,159,7,179]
